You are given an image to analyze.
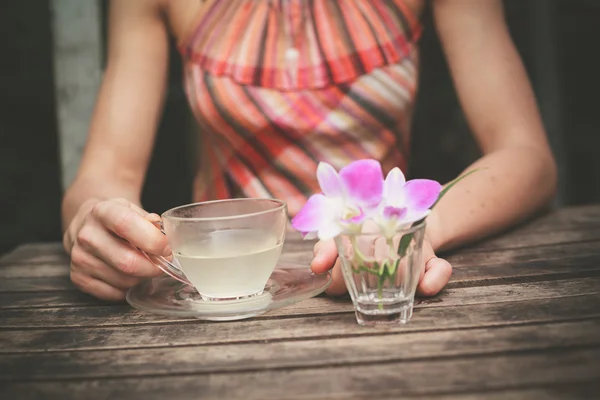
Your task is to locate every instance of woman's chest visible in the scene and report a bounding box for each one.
[176,0,423,93]
[166,0,425,47]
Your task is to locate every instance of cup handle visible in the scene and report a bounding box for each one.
[140,220,193,287]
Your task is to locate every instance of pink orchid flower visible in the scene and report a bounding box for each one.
[291,159,385,240]
[291,159,442,241]
[375,167,442,238]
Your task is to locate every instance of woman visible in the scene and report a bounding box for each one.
[62,0,557,301]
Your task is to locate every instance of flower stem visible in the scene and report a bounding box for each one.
[349,235,398,310]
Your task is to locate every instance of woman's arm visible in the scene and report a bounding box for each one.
[311,0,557,297]
[426,0,557,252]
[62,0,172,301]
[62,0,170,232]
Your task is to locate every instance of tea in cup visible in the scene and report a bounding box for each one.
[143,198,287,300]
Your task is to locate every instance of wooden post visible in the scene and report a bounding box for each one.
[51,0,103,191]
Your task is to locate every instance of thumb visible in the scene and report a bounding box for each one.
[416,239,452,297]
[310,239,338,274]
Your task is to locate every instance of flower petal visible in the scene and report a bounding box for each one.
[404,179,442,211]
[316,162,344,197]
[339,159,384,207]
[383,206,408,220]
[291,194,335,234]
[383,167,406,206]
[402,209,431,224]
[318,221,343,241]
[302,231,318,240]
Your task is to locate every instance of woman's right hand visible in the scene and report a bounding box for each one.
[63,198,170,301]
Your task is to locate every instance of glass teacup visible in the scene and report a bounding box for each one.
[143,198,287,300]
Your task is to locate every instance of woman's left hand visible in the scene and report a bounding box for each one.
[310,235,453,297]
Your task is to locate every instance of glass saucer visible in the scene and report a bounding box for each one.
[126,262,331,321]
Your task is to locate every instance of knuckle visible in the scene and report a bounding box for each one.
[70,271,92,293]
[76,225,96,249]
[90,201,106,219]
[70,246,89,268]
[115,251,138,274]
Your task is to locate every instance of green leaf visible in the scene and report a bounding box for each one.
[352,264,379,276]
[377,261,385,276]
[397,233,413,257]
[387,258,399,276]
[377,266,386,307]
[430,168,483,209]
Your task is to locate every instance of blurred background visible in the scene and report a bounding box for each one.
[1,0,599,256]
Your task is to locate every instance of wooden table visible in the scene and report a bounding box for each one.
[1,205,600,399]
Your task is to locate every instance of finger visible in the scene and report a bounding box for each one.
[77,222,163,277]
[70,245,141,290]
[145,213,162,224]
[144,213,172,257]
[325,258,348,296]
[113,198,148,217]
[310,239,338,274]
[417,257,453,297]
[90,201,168,255]
[70,271,127,302]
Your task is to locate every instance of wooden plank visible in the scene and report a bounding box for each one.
[3,347,600,399]
[2,239,599,294]
[3,254,598,296]
[1,276,599,329]
[449,205,600,252]
[0,235,311,266]
[464,227,600,252]
[446,240,600,268]
[1,292,598,354]
[5,226,598,270]
[2,236,600,277]
[2,319,599,381]
[431,383,600,400]
[448,256,600,287]
[518,205,600,231]
[0,243,66,266]
[0,277,75,293]
[2,264,593,310]
[0,263,69,279]
[0,291,103,309]
[2,206,599,266]
[0,272,598,314]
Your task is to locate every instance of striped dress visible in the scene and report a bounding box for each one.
[178,0,422,217]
